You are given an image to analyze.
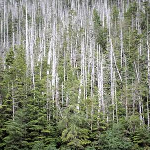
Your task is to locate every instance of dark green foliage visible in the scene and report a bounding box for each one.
[45,144,57,150]
[59,105,91,149]
[4,109,28,150]
[1,1,150,150]
[6,49,14,67]
[32,141,45,150]
[93,9,107,52]
[98,123,133,150]
[112,6,119,23]
[124,2,137,27]
[140,2,150,31]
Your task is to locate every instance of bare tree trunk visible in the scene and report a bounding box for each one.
[26,1,29,71]
[110,39,115,122]
[147,12,150,129]
[125,56,128,119]
[3,1,5,48]
[120,23,123,68]
[12,82,15,121]
[132,80,135,115]
[147,95,150,129]
[114,72,118,123]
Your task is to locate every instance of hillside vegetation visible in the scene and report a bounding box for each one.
[0,0,150,149]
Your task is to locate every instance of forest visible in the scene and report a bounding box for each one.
[0,0,150,149]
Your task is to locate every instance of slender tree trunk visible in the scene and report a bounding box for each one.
[125,56,128,119]
[12,82,15,121]
[147,95,150,129]
[26,1,29,71]
[147,12,150,129]
[110,39,115,122]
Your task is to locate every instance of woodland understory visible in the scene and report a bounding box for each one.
[1,0,150,149]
